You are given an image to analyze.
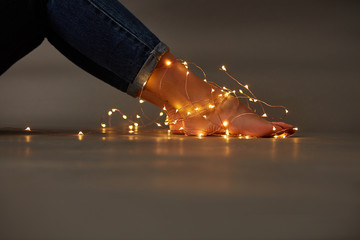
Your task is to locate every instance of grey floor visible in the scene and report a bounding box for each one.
[0,130,359,240]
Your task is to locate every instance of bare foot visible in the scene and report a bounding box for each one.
[141,52,296,137]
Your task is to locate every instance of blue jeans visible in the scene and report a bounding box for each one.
[0,0,169,97]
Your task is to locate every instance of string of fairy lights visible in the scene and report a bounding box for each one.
[100,59,298,139]
[4,58,297,139]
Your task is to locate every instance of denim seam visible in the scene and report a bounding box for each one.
[127,42,169,97]
[86,0,152,50]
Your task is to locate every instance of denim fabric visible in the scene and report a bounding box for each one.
[0,0,169,97]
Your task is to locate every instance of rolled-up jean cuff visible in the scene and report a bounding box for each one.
[126,42,169,97]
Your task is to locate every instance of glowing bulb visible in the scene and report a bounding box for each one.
[293,127,298,131]
[78,131,84,135]
[245,85,249,89]
[139,99,144,103]
[223,121,229,127]
[262,113,268,117]
[282,135,286,139]
[134,123,139,127]
[129,125,133,130]
[163,106,166,111]
[179,127,184,130]
[101,123,106,128]
[254,99,258,102]
[165,60,172,66]
[175,109,179,113]
[122,115,127,119]
[285,109,289,113]
[159,112,164,116]
[108,111,112,116]
[187,112,191,115]
[203,115,207,119]
[136,115,141,118]
[183,61,188,66]
[211,88,215,93]
[221,65,227,71]
[274,135,279,139]
[204,79,207,82]
[112,109,116,112]
[245,136,249,139]
[226,129,230,136]
[209,104,215,109]
[195,108,199,111]
[156,123,162,127]
[25,127,31,131]
[239,89,243,94]
[186,71,189,76]
[223,86,227,90]
[249,98,253,102]
[164,122,168,125]
[198,133,204,137]
[219,94,223,97]
[273,126,276,131]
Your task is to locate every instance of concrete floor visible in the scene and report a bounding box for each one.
[0,130,359,240]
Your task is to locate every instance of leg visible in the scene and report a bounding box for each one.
[45,0,168,96]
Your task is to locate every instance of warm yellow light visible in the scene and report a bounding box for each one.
[223,121,229,127]
[195,108,199,111]
[282,135,286,138]
[262,113,268,117]
[226,129,230,136]
[209,104,215,109]
[204,79,207,82]
[179,127,184,130]
[187,112,191,115]
[245,85,249,89]
[219,94,223,97]
[129,125,134,130]
[211,88,215,93]
[101,123,106,128]
[175,109,179,113]
[159,112,164,116]
[198,133,204,137]
[186,71,189,76]
[203,115,207,119]
[254,99,258,102]
[108,111,112,116]
[164,122,168,125]
[156,123,161,127]
[122,115,127,119]
[273,126,276,131]
[112,109,116,112]
[165,60,172,66]
[293,127,299,131]
[139,99,144,103]
[163,106,166,111]
[78,131,84,135]
[136,115,141,118]
[25,127,31,131]
[239,89,243,94]
[285,109,289,113]
[221,65,227,71]
[134,123,139,127]
[245,136,249,139]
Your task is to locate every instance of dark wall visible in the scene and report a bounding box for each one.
[1,0,359,133]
